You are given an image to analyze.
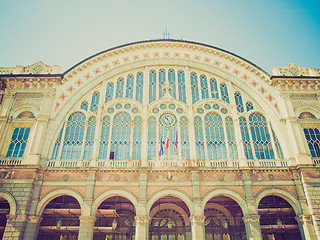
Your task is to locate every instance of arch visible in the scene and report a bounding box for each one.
[296,106,320,119]
[92,189,138,215]
[0,191,16,215]
[204,203,235,226]
[36,188,84,216]
[149,203,191,226]
[255,188,302,215]
[11,106,39,118]
[202,189,248,215]
[147,189,193,216]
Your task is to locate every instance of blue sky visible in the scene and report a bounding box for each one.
[0,0,319,74]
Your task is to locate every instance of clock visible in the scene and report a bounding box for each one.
[159,113,177,128]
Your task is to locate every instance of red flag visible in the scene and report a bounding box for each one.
[165,132,169,149]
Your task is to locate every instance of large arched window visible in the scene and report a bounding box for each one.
[220,83,229,103]
[180,117,190,160]
[249,113,274,159]
[110,112,131,160]
[132,117,142,160]
[135,72,143,103]
[125,74,134,99]
[61,112,86,159]
[149,70,157,103]
[239,117,253,159]
[98,116,111,159]
[194,116,205,160]
[234,92,244,113]
[148,117,157,159]
[191,72,199,104]
[225,117,238,159]
[159,69,166,99]
[178,70,186,103]
[200,74,209,99]
[105,82,114,103]
[210,78,219,99]
[304,128,320,157]
[116,78,124,98]
[90,91,100,112]
[205,113,227,159]
[83,116,96,159]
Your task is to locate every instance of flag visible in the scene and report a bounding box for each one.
[165,131,169,149]
[174,132,178,154]
[159,136,164,157]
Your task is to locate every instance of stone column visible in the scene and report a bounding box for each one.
[242,215,262,240]
[78,216,96,240]
[295,215,314,240]
[190,215,205,240]
[3,214,28,240]
[134,216,149,240]
[23,216,42,240]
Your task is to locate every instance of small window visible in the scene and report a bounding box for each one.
[6,128,30,157]
[299,112,317,119]
[17,111,35,118]
[80,101,88,111]
[110,151,115,159]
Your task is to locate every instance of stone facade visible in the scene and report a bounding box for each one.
[0,40,320,240]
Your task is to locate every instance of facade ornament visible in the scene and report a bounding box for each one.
[27,216,42,224]
[242,215,261,223]
[295,215,312,223]
[6,214,28,222]
[272,63,320,77]
[79,216,96,223]
[135,216,150,224]
[189,215,206,224]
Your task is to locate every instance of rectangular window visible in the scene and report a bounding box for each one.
[6,128,30,157]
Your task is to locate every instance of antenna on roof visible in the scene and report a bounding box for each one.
[163,27,170,39]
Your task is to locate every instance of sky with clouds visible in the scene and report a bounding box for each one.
[0,0,319,74]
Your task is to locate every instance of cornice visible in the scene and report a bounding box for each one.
[270,76,320,91]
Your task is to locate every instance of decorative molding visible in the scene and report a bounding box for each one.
[0,62,61,75]
[6,214,28,222]
[295,215,312,223]
[27,216,42,224]
[242,215,260,223]
[290,94,318,100]
[272,63,320,77]
[189,215,206,224]
[135,216,150,224]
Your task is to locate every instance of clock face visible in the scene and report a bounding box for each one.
[159,113,177,127]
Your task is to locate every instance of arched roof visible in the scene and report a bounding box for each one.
[53,39,278,118]
[63,39,270,77]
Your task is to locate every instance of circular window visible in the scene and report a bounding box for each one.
[160,104,167,109]
[212,104,220,110]
[107,107,114,113]
[115,103,122,109]
[132,108,139,114]
[124,103,131,109]
[204,104,211,110]
[176,108,183,114]
[221,108,228,114]
[152,108,160,114]
[169,104,176,109]
[197,108,204,114]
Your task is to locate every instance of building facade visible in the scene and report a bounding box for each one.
[0,40,320,240]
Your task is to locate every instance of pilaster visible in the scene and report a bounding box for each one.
[242,215,262,240]
[134,216,149,240]
[3,214,28,240]
[23,216,42,240]
[189,215,205,240]
[78,216,96,240]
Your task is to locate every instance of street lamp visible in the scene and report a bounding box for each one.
[277,218,283,228]
[112,219,118,230]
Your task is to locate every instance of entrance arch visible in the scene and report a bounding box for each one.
[204,196,246,240]
[37,195,81,240]
[0,197,10,239]
[258,195,302,240]
[149,195,191,240]
[94,195,136,240]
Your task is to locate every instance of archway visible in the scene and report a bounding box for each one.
[37,195,81,240]
[258,195,301,240]
[94,195,136,240]
[204,196,245,240]
[149,195,191,240]
[0,198,10,238]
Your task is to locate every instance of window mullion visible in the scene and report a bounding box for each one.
[222,119,230,160]
[57,123,67,161]
[267,121,278,159]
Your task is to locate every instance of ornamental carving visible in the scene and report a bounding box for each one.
[242,215,260,223]
[7,214,28,222]
[135,216,150,224]
[27,216,42,224]
[295,215,312,223]
[189,215,206,224]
